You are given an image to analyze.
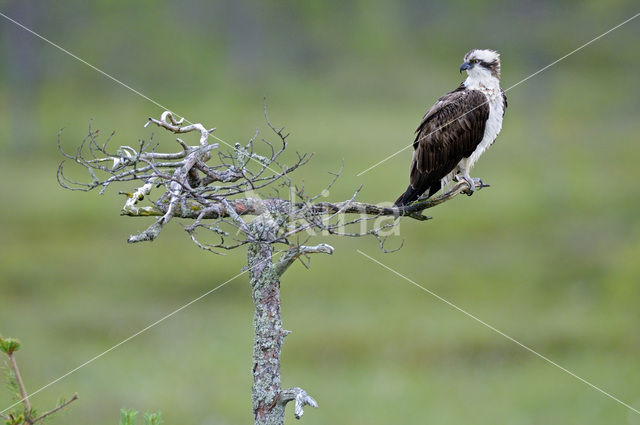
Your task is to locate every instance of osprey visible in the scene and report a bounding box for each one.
[394,49,507,206]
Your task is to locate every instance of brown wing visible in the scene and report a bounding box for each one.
[409,88,490,196]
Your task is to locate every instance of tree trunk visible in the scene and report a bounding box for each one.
[248,219,286,425]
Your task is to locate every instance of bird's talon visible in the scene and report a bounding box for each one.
[462,176,475,196]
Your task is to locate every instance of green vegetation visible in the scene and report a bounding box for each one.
[119,409,163,425]
[0,336,77,425]
[1,1,639,424]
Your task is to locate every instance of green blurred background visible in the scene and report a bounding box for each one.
[1,1,640,424]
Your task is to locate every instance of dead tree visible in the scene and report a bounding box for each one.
[57,109,486,425]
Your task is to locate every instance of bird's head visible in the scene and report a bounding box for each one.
[460,49,501,80]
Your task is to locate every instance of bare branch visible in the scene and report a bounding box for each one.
[145,110,216,147]
[32,393,79,424]
[278,387,318,419]
[275,244,334,276]
[121,178,158,216]
[120,180,485,221]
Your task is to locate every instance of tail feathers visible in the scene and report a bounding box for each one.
[394,182,441,207]
[394,185,422,207]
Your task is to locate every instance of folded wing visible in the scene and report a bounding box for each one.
[395,87,490,206]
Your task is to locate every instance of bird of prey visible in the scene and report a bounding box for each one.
[394,49,507,206]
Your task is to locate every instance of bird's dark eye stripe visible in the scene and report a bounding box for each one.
[467,59,495,67]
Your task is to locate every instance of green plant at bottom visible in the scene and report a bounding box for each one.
[119,409,163,425]
[0,335,78,425]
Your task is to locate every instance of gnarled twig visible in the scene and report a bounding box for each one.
[279,387,318,419]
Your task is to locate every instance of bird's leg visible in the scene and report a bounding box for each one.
[457,159,476,196]
[460,170,475,196]
[451,161,485,195]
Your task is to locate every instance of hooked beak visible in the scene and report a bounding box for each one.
[459,62,472,73]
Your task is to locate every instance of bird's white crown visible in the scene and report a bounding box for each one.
[464,49,500,64]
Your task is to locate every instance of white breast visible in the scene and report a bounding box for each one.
[439,79,504,190]
[468,88,504,169]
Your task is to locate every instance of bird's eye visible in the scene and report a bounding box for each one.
[472,59,480,64]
